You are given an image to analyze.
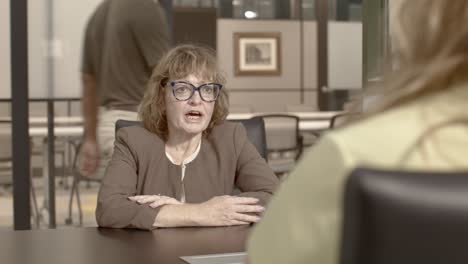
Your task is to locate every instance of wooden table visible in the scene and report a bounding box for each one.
[0,226,250,264]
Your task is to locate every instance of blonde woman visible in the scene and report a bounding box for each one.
[248,1,468,263]
[96,45,278,230]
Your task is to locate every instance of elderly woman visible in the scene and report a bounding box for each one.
[95,44,279,230]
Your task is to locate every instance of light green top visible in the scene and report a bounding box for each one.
[248,83,468,264]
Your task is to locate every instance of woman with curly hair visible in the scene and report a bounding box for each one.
[96,44,278,230]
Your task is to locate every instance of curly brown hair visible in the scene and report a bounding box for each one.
[139,44,229,141]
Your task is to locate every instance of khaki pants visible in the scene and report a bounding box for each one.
[84,108,138,180]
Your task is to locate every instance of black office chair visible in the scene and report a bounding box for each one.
[229,117,267,161]
[256,114,302,174]
[340,168,468,264]
[114,119,141,131]
[115,117,267,160]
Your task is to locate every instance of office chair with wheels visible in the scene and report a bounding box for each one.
[257,114,303,174]
[229,117,267,160]
[341,168,468,264]
[286,105,322,147]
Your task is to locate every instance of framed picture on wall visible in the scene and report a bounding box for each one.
[234,32,281,76]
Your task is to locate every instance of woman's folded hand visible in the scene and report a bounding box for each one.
[196,196,265,226]
[131,194,265,228]
[128,195,182,209]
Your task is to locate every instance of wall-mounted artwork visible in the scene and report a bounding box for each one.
[234,32,281,76]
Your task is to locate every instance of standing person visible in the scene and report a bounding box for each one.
[248,0,468,263]
[79,0,170,179]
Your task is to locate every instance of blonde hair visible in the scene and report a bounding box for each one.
[364,0,468,116]
[139,44,229,140]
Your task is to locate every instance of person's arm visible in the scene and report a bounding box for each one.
[152,196,264,228]
[130,1,170,70]
[127,194,265,228]
[79,13,100,175]
[82,73,98,143]
[79,73,100,175]
[95,129,161,230]
[247,135,352,264]
[233,124,280,206]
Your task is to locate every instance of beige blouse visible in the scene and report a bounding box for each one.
[165,140,201,203]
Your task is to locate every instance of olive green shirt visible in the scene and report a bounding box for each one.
[248,83,468,264]
[81,0,169,110]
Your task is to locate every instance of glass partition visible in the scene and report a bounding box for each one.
[4,0,386,229]
[328,0,362,21]
[174,0,218,8]
[363,0,389,86]
[302,0,316,20]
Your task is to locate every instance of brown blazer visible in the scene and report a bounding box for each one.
[96,121,279,230]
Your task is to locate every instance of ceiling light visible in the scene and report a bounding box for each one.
[244,10,258,19]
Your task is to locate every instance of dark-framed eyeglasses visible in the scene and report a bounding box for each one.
[168,81,222,102]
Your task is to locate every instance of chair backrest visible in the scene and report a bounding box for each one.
[340,168,468,264]
[256,114,302,160]
[230,117,267,160]
[115,119,142,132]
[115,118,267,160]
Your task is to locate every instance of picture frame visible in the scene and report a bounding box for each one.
[234,32,281,76]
